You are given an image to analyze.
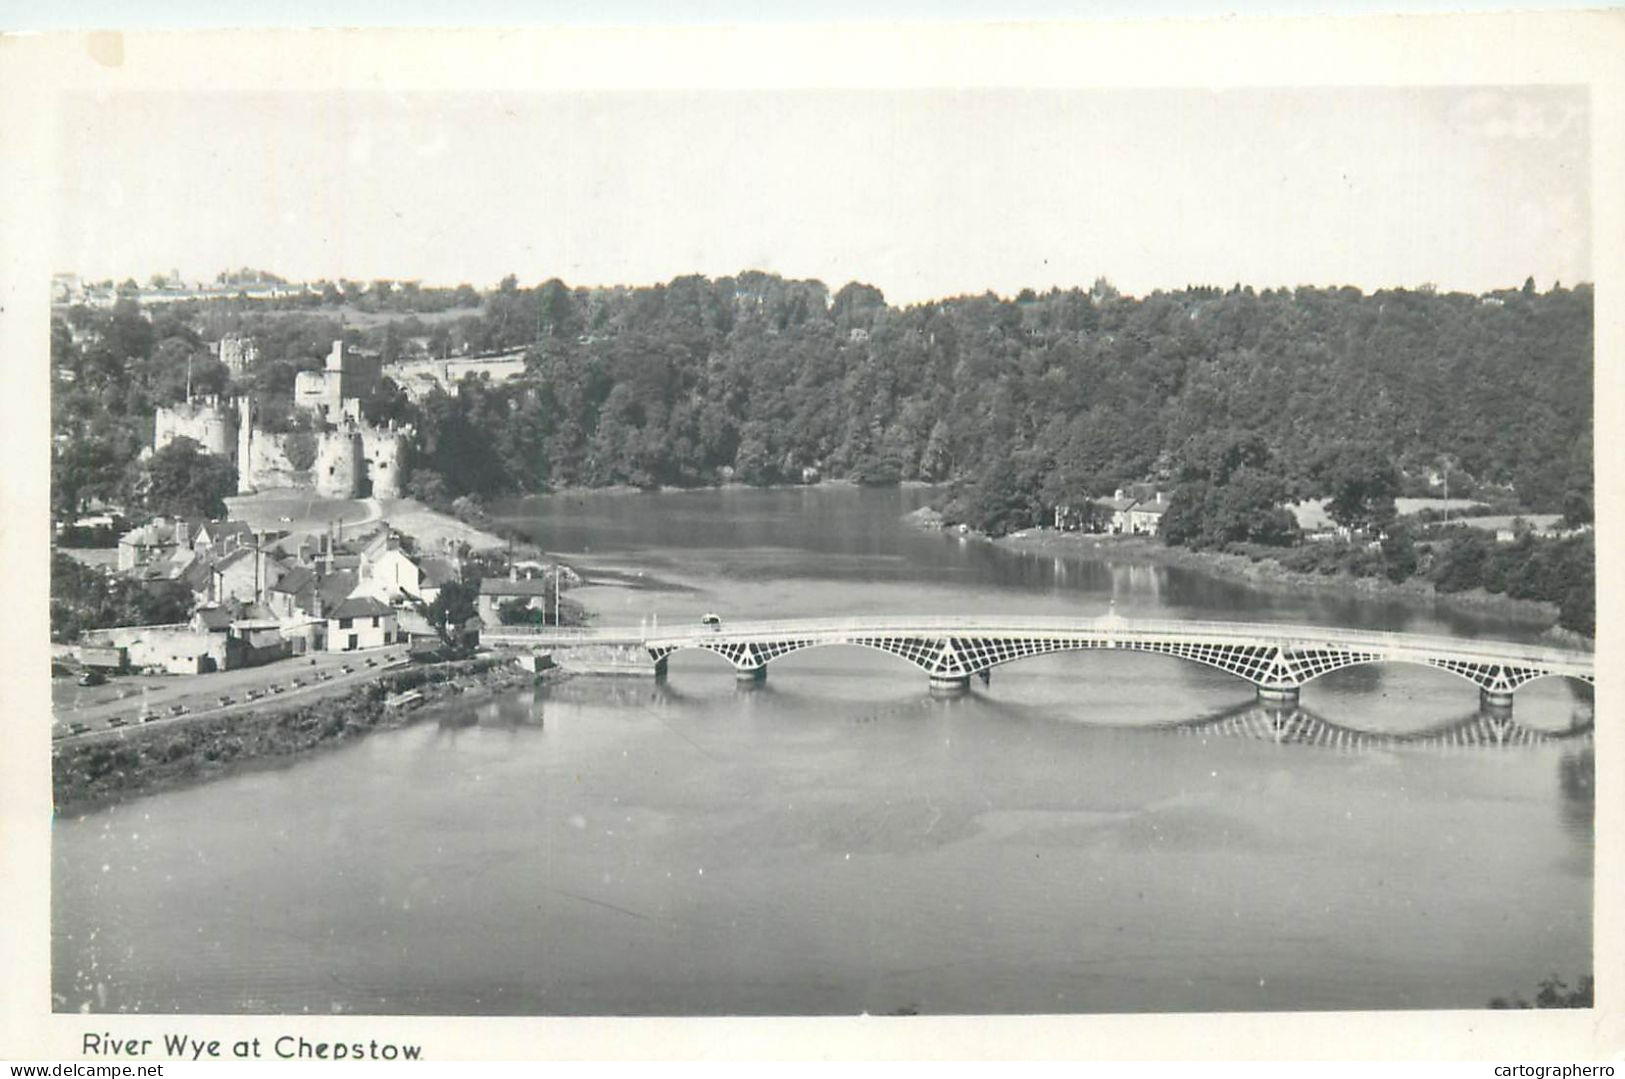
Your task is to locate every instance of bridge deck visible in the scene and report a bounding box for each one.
[483,615,1593,677]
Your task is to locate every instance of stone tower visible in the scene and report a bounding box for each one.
[152,396,236,458]
[360,423,410,499]
[314,431,364,498]
[236,396,256,493]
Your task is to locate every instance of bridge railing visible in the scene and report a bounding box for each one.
[481,616,1593,670]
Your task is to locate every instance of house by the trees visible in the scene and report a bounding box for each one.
[477,575,551,626]
[326,596,398,652]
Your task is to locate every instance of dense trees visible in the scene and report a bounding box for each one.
[134,438,238,519]
[51,274,1592,630]
[55,276,1591,528]
[1312,442,1400,533]
[1157,431,1300,549]
[51,553,191,642]
[380,276,1590,533]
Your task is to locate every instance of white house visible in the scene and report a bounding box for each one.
[326,596,398,652]
[354,539,461,607]
[1125,492,1170,536]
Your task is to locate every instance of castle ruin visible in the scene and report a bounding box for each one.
[153,340,409,500]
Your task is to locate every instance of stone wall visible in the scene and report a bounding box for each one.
[239,431,312,492]
[83,625,227,674]
[154,397,235,457]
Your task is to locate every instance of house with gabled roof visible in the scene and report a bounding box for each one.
[477,573,551,626]
[1126,492,1170,536]
[210,545,288,605]
[326,595,398,652]
[192,519,254,554]
[266,564,317,620]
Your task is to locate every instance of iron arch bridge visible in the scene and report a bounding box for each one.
[483,616,1595,710]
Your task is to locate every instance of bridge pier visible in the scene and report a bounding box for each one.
[736,664,767,683]
[929,673,972,696]
[977,669,991,686]
[1256,685,1301,706]
[1480,688,1515,714]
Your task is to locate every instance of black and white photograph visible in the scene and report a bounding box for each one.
[2,9,1621,1063]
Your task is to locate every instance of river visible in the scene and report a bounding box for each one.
[53,486,1593,1015]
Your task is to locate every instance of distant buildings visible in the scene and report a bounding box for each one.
[1054,486,1170,537]
[213,333,259,376]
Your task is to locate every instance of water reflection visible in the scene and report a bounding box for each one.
[1167,700,1594,752]
[1559,747,1595,831]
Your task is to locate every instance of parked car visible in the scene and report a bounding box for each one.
[77,670,106,687]
[217,695,234,707]
[168,703,187,716]
[69,722,90,735]
[701,613,723,630]
[140,711,161,723]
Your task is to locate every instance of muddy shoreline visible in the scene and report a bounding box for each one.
[52,657,562,818]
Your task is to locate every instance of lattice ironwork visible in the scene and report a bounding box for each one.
[1424,658,1556,692]
[634,623,1593,704]
[847,636,957,673]
[1171,708,1589,751]
[1114,639,1283,684]
[1280,648,1380,683]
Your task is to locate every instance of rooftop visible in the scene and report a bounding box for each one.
[329,596,396,620]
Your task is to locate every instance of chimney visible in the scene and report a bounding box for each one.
[1157,491,1164,504]
[1114,488,1124,501]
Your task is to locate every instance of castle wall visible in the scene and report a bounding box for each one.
[154,398,235,457]
[241,433,310,492]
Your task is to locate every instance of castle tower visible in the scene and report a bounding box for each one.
[152,396,235,458]
[361,423,410,499]
[314,431,364,498]
[236,396,255,493]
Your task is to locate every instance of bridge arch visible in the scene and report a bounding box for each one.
[574,616,1596,713]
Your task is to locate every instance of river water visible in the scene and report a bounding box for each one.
[53,486,1593,1015]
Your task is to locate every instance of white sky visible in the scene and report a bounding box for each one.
[53,82,1590,304]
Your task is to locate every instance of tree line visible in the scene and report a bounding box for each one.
[51,272,1593,629]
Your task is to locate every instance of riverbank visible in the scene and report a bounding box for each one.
[52,656,556,816]
[377,497,509,551]
[971,526,1586,645]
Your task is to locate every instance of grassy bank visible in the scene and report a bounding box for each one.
[984,529,1584,643]
[52,656,545,817]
